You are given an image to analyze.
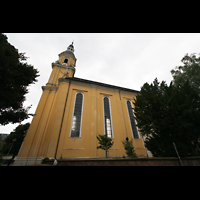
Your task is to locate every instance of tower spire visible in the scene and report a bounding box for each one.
[67,41,74,52]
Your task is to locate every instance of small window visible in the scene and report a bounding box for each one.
[63,58,68,64]
[127,101,139,139]
[103,97,113,138]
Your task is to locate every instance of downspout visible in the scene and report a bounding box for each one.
[119,89,128,139]
[54,79,71,162]
[119,89,121,100]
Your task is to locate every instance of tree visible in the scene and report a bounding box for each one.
[171,53,200,93]
[122,137,137,158]
[0,135,3,156]
[0,33,39,125]
[1,123,30,164]
[133,78,200,157]
[96,134,114,158]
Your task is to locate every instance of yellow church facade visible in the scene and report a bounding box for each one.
[14,43,147,165]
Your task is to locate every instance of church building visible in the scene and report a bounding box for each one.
[14,42,147,165]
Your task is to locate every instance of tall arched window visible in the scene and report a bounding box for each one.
[103,97,113,138]
[126,100,139,139]
[70,93,84,137]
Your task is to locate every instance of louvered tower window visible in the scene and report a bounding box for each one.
[103,97,113,138]
[126,100,139,139]
[70,93,84,137]
[63,57,68,66]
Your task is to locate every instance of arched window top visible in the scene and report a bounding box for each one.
[126,100,140,139]
[126,100,132,108]
[63,57,68,66]
[103,96,113,138]
[76,92,83,98]
[70,92,84,138]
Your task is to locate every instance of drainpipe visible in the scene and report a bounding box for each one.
[54,79,71,164]
[173,142,183,166]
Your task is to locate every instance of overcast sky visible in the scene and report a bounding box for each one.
[1,33,200,134]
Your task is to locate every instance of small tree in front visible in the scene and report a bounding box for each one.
[122,137,137,158]
[97,134,114,158]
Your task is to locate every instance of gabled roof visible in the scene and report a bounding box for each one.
[65,77,140,93]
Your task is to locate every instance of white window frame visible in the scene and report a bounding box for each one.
[126,100,140,139]
[69,92,84,138]
[103,96,114,139]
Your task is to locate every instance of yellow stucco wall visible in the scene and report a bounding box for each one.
[17,77,147,159]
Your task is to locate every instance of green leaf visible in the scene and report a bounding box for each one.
[96,134,114,158]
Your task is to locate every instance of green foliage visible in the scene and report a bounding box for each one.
[0,33,39,125]
[122,137,137,158]
[0,135,3,157]
[171,53,200,93]
[1,123,30,158]
[41,157,50,164]
[133,77,200,157]
[96,134,114,158]
[133,54,200,157]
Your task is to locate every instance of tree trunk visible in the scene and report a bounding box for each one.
[106,150,108,158]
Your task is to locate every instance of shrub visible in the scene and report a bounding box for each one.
[122,137,137,158]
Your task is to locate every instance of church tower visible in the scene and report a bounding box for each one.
[47,42,76,85]
[14,42,147,165]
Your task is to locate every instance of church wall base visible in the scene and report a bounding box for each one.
[13,157,44,166]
